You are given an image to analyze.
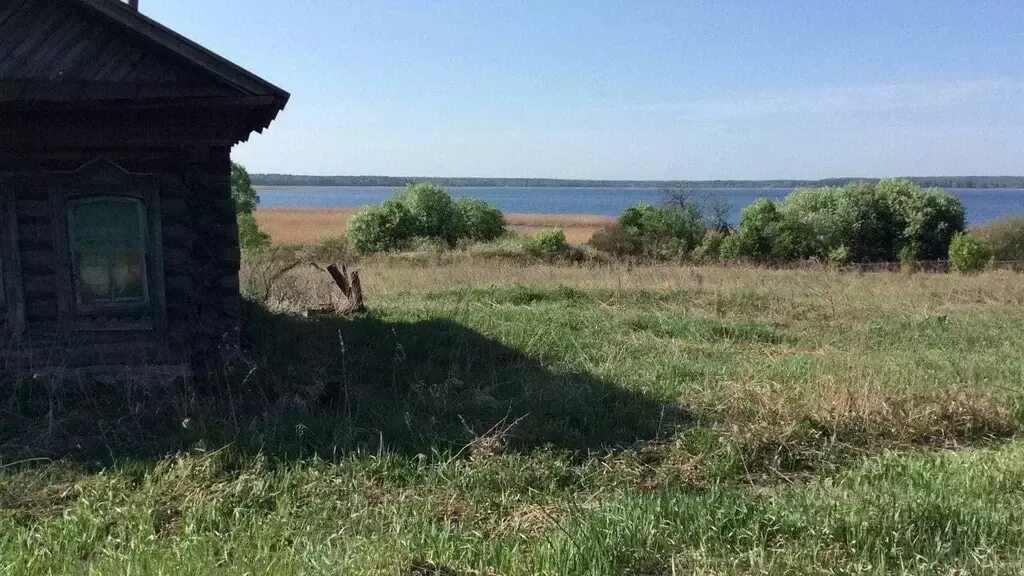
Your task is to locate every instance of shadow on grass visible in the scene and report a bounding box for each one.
[0,301,689,464]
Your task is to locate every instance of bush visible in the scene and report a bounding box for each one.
[717,233,745,261]
[617,202,705,257]
[785,183,901,262]
[347,198,416,253]
[233,162,271,251]
[882,180,966,260]
[531,228,568,256]
[305,235,351,263]
[973,215,1024,262]
[725,199,784,261]
[948,232,992,273]
[897,245,918,269]
[827,245,850,268]
[694,230,728,261]
[588,223,636,256]
[238,212,271,252]
[400,183,462,245]
[456,197,506,241]
[724,179,965,264]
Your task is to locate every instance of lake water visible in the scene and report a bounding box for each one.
[258,186,1024,225]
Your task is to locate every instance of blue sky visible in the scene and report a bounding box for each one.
[143,1,1024,179]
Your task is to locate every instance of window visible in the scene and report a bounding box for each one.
[67,197,149,307]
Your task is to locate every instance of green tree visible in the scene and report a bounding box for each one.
[232,162,270,251]
[617,202,706,257]
[456,197,506,241]
[399,183,463,245]
[347,198,417,253]
[948,232,992,273]
[232,162,260,215]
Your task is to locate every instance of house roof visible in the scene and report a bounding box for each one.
[0,0,289,136]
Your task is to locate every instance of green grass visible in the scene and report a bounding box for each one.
[2,263,1024,574]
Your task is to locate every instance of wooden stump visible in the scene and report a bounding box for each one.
[325,264,366,314]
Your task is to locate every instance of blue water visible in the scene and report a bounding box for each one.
[258,186,1024,225]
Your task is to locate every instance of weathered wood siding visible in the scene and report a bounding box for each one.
[0,148,241,373]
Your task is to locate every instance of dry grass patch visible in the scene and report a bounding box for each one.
[256,208,611,245]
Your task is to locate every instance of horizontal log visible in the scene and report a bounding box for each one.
[17,223,53,247]
[20,250,57,274]
[22,275,57,297]
[16,199,51,218]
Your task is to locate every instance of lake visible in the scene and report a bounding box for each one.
[257,186,1024,225]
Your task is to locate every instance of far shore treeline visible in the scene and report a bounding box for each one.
[251,174,1024,190]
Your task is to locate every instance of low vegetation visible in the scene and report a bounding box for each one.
[586,179,968,265]
[973,214,1024,262]
[2,253,1023,574]
[347,183,506,253]
[949,231,993,273]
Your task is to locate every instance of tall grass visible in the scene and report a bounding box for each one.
[2,256,1023,574]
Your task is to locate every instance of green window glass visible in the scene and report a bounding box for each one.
[67,198,148,306]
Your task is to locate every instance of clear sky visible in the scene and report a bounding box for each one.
[142,1,1024,179]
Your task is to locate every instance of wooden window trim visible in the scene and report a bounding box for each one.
[67,196,152,312]
[49,161,167,334]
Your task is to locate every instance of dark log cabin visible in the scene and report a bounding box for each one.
[0,0,289,379]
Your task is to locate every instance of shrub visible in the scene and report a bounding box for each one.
[232,162,271,251]
[897,244,919,269]
[885,181,965,260]
[588,223,636,256]
[827,245,850,268]
[692,229,728,261]
[725,199,783,261]
[456,197,506,241]
[347,198,416,253]
[531,228,568,256]
[781,182,899,262]
[731,179,965,264]
[238,212,271,252]
[400,183,462,245]
[717,233,744,261]
[948,232,992,273]
[305,235,351,263]
[973,215,1024,262]
[618,202,705,257]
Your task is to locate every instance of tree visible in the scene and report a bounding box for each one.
[232,162,270,251]
[399,183,463,245]
[232,162,260,214]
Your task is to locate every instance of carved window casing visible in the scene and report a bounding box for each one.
[49,161,167,333]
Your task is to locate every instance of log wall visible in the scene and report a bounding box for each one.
[0,148,241,376]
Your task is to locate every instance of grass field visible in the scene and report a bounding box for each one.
[2,257,1024,574]
[256,207,613,245]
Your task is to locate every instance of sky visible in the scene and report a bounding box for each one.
[141,1,1024,180]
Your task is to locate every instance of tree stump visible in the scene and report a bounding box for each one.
[325,264,366,314]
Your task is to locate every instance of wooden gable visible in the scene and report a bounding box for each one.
[0,0,289,147]
[0,0,237,101]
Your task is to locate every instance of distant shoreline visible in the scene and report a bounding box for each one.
[252,175,1024,190]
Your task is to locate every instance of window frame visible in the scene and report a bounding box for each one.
[50,161,166,333]
[66,195,152,311]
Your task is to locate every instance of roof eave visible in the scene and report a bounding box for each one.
[74,0,289,113]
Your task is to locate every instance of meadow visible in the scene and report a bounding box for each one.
[2,253,1024,574]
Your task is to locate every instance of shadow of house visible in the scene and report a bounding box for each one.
[0,304,688,464]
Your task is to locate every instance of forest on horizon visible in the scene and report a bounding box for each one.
[251,174,1024,189]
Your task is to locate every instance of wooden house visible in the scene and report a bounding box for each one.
[0,0,289,378]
